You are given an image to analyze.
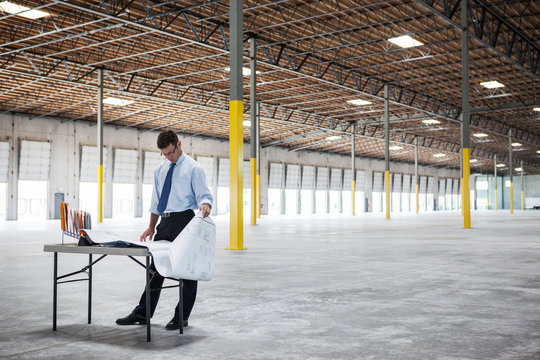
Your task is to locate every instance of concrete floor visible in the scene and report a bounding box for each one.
[1,211,539,360]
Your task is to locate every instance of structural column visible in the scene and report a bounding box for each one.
[414,137,419,214]
[228,0,245,249]
[384,85,390,219]
[351,122,356,216]
[461,0,471,228]
[249,37,257,225]
[509,136,513,214]
[494,155,498,211]
[97,68,104,223]
[256,102,261,218]
[520,160,524,210]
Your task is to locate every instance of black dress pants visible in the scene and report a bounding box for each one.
[133,210,197,320]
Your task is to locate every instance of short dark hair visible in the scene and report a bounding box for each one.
[157,130,178,149]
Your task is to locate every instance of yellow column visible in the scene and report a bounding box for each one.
[462,148,471,228]
[256,174,260,218]
[385,171,390,219]
[495,189,498,211]
[352,180,356,216]
[510,182,514,214]
[229,100,245,249]
[414,184,420,214]
[97,165,103,223]
[250,158,256,225]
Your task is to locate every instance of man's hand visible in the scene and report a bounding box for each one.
[200,203,211,218]
[140,227,155,242]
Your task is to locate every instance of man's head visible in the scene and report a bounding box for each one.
[157,130,182,162]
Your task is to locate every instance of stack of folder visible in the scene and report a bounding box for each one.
[60,202,92,238]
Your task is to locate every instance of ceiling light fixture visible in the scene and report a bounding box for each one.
[480,80,504,89]
[537,150,540,154]
[0,1,49,19]
[433,153,446,158]
[325,135,341,141]
[422,119,440,125]
[515,167,523,172]
[389,146,403,150]
[243,120,251,127]
[534,107,540,112]
[225,67,260,76]
[469,159,478,163]
[473,133,488,138]
[103,97,133,106]
[388,35,424,48]
[511,142,522,147]
[496,163,505,168]
[347,99,372,106]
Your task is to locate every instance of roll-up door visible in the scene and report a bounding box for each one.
[143,151,163,184]
[218,158,229,187]
[402,174,411,193]
[316,167,329,190]
[268,163,283,189]
[286,164,300,189]
[439,179,446,196]
[343,169,352,191]
[196,156,214,188]
[393,173,402,193]
[445,178,452,194]
[330,168,342,190]
[373,172,383,192]
[427,177,434,193]
[19,140,51,180]
[113,149,137,183]
[419,176,427,193]
[80,145,108,182]
[356,170,365,191]
[301,166,315,190]
[453,178,460,194]
[0,142,9,182]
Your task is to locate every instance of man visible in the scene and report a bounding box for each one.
[116,130,213,330]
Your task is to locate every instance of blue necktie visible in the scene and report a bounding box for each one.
[157,163,175,215]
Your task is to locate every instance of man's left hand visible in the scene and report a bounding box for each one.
[200,203,211,217]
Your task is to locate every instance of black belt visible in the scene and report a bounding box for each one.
[161,209,193,218]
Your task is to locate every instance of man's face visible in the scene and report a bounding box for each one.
[160,141,182,162]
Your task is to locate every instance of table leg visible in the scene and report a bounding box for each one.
[146,255,151,342]
[179,279,183,334]
[53,252,57,331]
[88,254,92,324]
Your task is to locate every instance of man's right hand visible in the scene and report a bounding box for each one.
[140,228,155,242]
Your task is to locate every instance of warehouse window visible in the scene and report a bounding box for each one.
[18,140,50,220]
[402,174,411,212]
[112,149,137,218]
[300,165,315,215]
[392,173,402,213]
[217,158,229,215]
[142,151,163,214]
[285,164,300,215]
[268,163,283,215]
[372,172,383,213]
[0,141,9,220]
[79,145,108,219]
[329,168,341,214]
[315,167,328,214]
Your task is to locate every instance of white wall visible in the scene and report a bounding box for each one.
[1,112,464,219]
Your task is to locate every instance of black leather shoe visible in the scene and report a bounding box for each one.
[116,312,147,325]
[165,317,188,330]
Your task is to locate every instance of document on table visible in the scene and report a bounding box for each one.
[82,212,216,281]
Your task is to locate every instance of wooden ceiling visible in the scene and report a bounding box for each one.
[1,0,539,174]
